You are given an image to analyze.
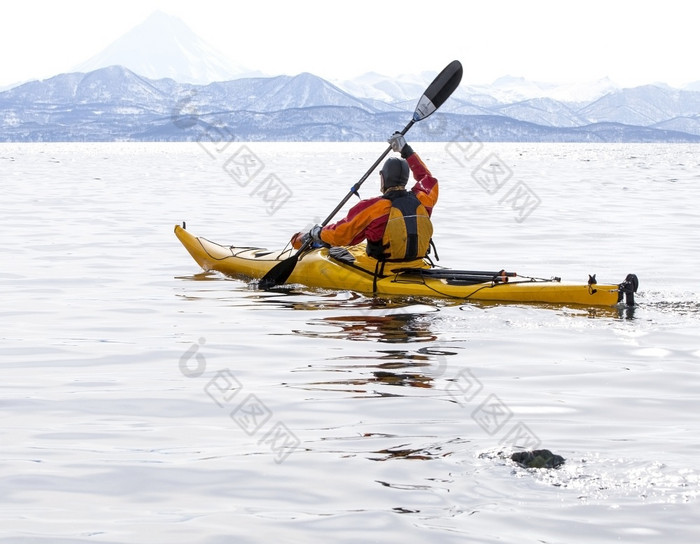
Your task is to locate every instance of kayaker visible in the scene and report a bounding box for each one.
[292,133,438,262]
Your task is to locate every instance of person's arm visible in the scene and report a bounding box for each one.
[320,196,389,246]
[388,133,438,213]
[407,153,438,213]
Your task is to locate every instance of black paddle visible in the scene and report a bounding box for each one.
[258,60,463,290]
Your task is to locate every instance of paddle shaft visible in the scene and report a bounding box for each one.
[321,121,414,228]
[259,60,463,289]
[277,121,414,260]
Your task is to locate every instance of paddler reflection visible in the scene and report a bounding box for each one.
[295,312,450,391]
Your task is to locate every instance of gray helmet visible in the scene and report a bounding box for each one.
[380,157,409,190]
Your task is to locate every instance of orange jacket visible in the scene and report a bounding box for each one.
[320,153,438,247]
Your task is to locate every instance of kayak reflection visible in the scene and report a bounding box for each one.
[294,312,438,343]
[298,346,458,394]
[304,359,439,393]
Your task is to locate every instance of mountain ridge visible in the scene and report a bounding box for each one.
[2,65,700,143]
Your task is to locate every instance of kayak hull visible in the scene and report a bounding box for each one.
[174,224,625,307]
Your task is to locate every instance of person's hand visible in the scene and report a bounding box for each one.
[309,224,323,244]
[388,132,414,158]
[292,225,324,249]
[388,132,406,153]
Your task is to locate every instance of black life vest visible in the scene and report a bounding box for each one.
[367,190,433,261]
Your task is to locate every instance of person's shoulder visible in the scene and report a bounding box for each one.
[344,194,386,215]
[357,194,386,206]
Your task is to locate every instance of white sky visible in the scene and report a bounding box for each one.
[1,0,697,88]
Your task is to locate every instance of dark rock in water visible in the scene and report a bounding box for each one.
[511,449,565,469]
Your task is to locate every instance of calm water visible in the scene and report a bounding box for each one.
[2,142,700,543]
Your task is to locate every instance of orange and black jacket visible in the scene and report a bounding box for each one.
[319,152,438,254]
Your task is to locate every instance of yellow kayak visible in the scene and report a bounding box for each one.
[174,224,637,307]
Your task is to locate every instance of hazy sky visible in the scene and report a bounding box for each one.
[1,0,696,88]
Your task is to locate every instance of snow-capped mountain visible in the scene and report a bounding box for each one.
[474,75,618,103]
[580,85,700,126]
[336,71,438,104]
[73,10,254,84]
[337,73,619,106]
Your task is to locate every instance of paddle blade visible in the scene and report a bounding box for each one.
[413,60,463,122]
[258,254,300,290]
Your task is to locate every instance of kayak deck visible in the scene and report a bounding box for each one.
[174,224,636,307]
